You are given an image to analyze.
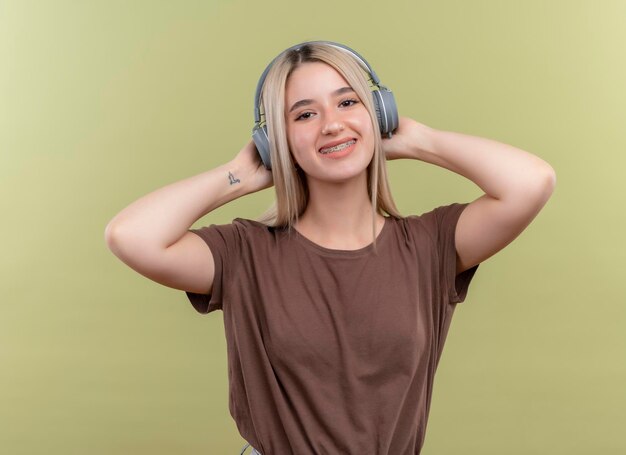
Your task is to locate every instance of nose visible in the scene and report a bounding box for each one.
[322,120,345,135]
[322,111,344,134]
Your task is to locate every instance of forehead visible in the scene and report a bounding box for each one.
[285,62,351,100]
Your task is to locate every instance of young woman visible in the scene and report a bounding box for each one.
[105,41,556,455]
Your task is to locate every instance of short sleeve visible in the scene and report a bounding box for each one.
[184,220,243,314]
[422,202,480,304]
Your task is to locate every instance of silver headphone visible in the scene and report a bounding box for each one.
[251,40,399,169]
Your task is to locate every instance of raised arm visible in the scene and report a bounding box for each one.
[383,117,556,274]
[104,140,272,294]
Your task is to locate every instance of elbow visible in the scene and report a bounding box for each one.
[528,163,556,207]
[540,163,557,198]
[104,221,117,247]
[104,221,126,255]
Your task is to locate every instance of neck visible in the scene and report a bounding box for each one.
[295,172,385,250]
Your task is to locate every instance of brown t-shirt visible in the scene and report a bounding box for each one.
[186,202,479,455]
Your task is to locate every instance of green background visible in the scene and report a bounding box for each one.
[1,0,624,453]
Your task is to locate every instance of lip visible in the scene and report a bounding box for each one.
[318,137,357,152]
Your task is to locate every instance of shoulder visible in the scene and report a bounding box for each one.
[189,217,281,258]
[232,218,283,234]
[233,217,271,227]
[383,203,469,227]
[408,202,469,226]
[399,202,470,240]
[192,218,276,241]
[190,217,271,243]
[221,218,290,246]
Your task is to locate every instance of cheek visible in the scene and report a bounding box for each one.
[289,129,314,155]
[356,109,374,136]
[359,119,375,148]
[287,134,308,166]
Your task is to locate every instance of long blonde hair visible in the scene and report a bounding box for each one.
[255,42,402,245]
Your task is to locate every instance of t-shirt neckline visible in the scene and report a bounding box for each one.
[290,217,391,258]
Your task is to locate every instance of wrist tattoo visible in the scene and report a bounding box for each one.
[228,171,240,185]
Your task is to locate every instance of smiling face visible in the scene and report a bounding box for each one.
[284,61,375,185]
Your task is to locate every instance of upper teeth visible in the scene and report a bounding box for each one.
[320,140,356,154]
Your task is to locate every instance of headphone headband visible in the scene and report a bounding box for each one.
[253,40,382,124]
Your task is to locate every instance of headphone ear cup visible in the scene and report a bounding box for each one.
[252,125,272,170]
[372,86,399,137]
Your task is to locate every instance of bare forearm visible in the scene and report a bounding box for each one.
[413,126,556,200]
[105,159,251,250]
[105,138,272,257]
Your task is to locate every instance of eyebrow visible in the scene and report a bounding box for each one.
[288,86,356,113]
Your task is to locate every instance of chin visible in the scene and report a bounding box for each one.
[306,164,369,185]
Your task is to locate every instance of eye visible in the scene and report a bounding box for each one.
[295,111,314,121]
[340,98,359,107]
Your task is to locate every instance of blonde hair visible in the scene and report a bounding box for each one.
[255,42,402,248]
